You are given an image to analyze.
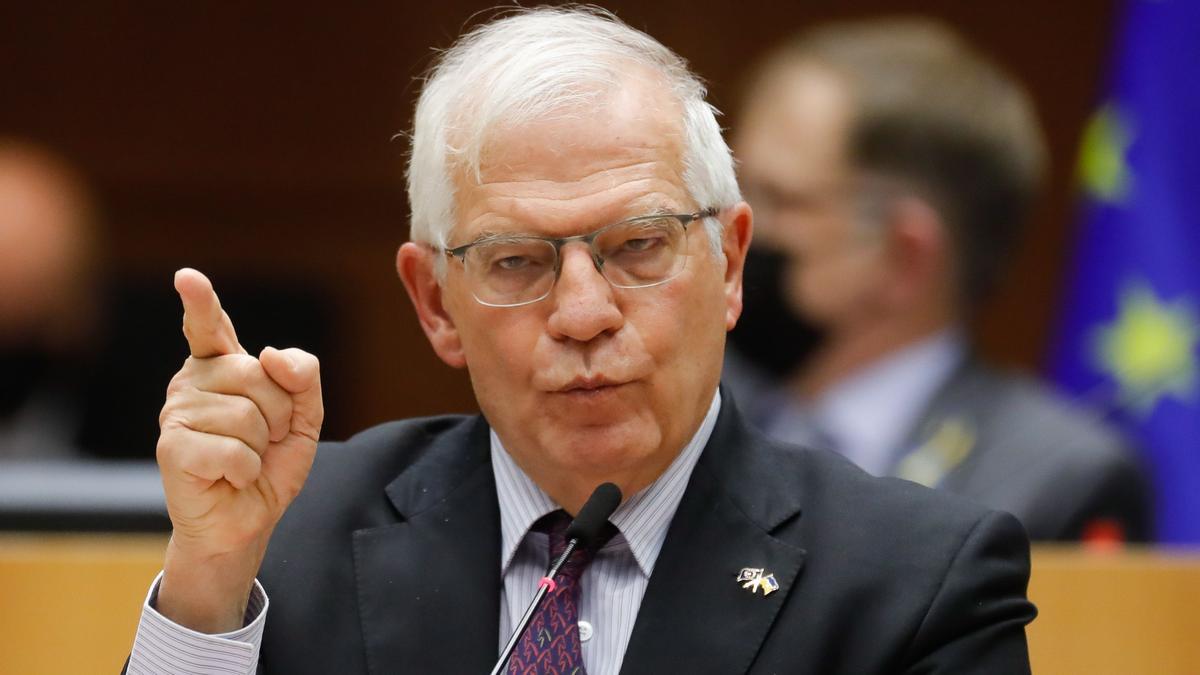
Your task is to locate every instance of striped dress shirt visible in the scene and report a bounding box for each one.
[495,389,718,675]
[127,390,719,675]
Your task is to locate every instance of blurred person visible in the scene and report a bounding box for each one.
[124,7,1036,673]
[727,18,1150,542]
[0,140,102,459]
[0,141,339,464]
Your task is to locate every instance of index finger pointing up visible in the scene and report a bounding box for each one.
[175,268,245,358]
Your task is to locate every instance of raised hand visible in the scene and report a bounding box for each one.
[154,268,323,632]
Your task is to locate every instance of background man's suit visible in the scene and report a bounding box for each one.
[896,361,1150,541]
[255,397,1035,673]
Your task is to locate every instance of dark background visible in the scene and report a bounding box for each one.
[0,1,1119,455]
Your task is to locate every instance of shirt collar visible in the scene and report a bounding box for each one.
[491,388,721,578]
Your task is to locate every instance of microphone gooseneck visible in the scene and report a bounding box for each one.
[490,482,623,675]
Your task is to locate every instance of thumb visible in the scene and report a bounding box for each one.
[260,346,324,442]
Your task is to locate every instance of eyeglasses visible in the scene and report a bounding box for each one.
[442,208,718,307]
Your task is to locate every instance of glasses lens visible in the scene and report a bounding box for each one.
[465,238,557,306]
[596,216,687,288]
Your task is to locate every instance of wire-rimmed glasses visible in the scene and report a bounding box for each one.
[442,208,718,307]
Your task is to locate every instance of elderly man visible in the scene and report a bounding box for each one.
[727,19,1149,542]
[127,7,1034,674]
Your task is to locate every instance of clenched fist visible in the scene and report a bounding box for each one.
[155,268,323,632]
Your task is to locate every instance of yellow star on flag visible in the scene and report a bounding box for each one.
[1078,103,1134,204]
[1092,281,1200,413]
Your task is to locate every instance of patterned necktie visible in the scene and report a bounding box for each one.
[507,510,598,675]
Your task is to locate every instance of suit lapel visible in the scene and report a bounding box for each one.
[893,359,983,489]
[621,399,807,675]
[352,417,502,674]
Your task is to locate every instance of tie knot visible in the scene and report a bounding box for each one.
[535,509,614,581]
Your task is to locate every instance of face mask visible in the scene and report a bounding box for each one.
[0,345,55,417]
[728,245,830,377]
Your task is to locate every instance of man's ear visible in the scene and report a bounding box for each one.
[880,196,950,311]
[719,201,754,331]
[396,242,467,368]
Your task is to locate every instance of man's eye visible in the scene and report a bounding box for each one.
[622,236,664,253]
[495,256,532,271]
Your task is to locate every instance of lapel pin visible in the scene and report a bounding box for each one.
[736,567,779,596]
[895,417,976,488]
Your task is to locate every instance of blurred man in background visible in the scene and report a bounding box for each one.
[726,18,1150,541]
[0,140,338,464]
[0,140,102,459]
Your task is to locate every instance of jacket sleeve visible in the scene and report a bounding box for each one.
[900,509,1037,674]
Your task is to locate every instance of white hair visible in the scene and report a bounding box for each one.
[406,5,740,259]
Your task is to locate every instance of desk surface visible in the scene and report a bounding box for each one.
[1026,545,1200,674]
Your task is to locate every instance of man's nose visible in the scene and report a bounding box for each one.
[546,244,624,342]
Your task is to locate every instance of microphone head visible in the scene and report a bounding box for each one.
[566,482,622,549]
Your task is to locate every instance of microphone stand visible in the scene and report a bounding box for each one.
[489,537,582,675]
[488,482,620,674]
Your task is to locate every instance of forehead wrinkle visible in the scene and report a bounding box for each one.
[470,112,687,195]
[460,152,682,209]
[475,153,672,187]
[451,84,691,243]
[455,158,688,240]
[465,186,683,238]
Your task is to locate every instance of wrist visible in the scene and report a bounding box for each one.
[157,533,269,633]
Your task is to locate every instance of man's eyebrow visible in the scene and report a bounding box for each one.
[469,229,531,244]
[462,202,680,244]
[622,200,676,218]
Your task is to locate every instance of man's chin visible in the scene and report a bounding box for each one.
[541,412,658,469]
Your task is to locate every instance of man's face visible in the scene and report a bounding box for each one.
[735,63,884,330]
[0,152,97,347]
[421,76,749,504]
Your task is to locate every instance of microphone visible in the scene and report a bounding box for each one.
[490,482,622,675]
[565,482,622,548]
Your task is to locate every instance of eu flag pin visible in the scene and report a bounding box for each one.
[736,567,779,596]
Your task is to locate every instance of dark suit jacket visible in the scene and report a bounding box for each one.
[896,362,1151,542]
[252,398,1035,673]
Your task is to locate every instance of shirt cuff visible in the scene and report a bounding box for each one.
[126,571,268,675]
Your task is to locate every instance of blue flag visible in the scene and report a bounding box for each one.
[1049,0,1200,543]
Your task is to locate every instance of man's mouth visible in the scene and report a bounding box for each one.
[557,376,625,393]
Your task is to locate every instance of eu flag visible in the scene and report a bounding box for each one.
[1049,0,1200,543]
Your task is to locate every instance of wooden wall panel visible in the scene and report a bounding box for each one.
[0,534,166,675]
[1028,546,1200,674]
[0,2,1118,439]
